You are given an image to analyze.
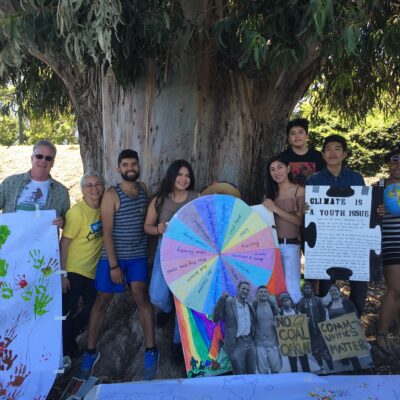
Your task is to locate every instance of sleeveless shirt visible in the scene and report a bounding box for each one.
[101,184,148,260]
[274,186,304,239]
[158,190,198,222]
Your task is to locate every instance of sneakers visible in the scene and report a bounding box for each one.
[143,349,159,380]
[78,351,100,380]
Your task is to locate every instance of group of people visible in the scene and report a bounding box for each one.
[61,151,201,379]
[263,119,400,359]
[0,142,203,380]
[212,279,360,375]
[0,115,399,381]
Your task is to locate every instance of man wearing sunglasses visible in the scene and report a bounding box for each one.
[0,139,70,228]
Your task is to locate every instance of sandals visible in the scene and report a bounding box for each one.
[376,332,395,355]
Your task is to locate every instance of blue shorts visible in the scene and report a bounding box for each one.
[95,258,148,293]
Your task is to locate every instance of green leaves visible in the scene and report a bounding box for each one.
[312,0,330,37]
[343,24,360,55]
[58,0,122,67]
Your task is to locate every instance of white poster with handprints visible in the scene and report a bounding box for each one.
[0,210,61,399]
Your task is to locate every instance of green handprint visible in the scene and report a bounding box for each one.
[41,258,58,277]
[34,289,53,317]
[0,225,11,249]
[35,282,47,296]
[0,259,9,277]
[29,249,45,270]
[1,282,13,299]
[20,284,33,302]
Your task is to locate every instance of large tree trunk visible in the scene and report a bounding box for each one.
[101,2,318,203]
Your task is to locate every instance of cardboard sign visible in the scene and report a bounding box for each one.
[318,312,370,361]
[275,314,311,357]
[304,185,382,281]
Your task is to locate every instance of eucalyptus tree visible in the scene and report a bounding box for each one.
[1,0,399,202]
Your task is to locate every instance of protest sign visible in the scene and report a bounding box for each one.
[304,185,382,281]
[318,312,370,361]
[275,314,311,357]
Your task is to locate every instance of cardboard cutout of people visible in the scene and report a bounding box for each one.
[253,286,282,373]
[278,293,311,373]
[297,281,334,373]
[212,281,257,374]
[318,283,373,372]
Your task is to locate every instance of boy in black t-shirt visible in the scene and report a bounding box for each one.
[279,118,325,186]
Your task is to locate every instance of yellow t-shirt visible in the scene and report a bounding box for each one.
[63,200,103,279]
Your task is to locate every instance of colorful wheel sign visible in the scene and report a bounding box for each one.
[160,195,276,315]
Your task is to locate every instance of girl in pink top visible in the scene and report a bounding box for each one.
[263,155,305,303]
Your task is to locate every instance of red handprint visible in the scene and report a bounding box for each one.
[0,381,6,396]
[15,275,28,289]
[9,364,30,387]
[0,348,17,371]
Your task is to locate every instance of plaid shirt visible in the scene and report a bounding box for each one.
[0,171,70,218]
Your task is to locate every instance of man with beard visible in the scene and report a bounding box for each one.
[297,281,334,373]
[79,149,158,380]
[213,281,257,374]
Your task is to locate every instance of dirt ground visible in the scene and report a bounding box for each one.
[1,145,399,398]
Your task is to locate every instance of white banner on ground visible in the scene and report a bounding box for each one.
[87,373,400,400]
[0,210,61,399]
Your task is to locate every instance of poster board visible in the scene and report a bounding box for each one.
[275,314,311,357]
[0,211,61,399]
[171,198,287,377]
[251,204,287,296]
[318,312,370,361]
[304,185,382,281]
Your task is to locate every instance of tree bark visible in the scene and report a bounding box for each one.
[101,2,319,202]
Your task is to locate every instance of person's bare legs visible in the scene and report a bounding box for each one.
[86,291,114,350]
[130,281,155,348]
[377,264,400,352]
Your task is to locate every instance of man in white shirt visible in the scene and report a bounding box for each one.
[0,140,70,227]
[213,281,257,374]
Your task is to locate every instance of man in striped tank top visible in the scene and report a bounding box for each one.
[79,149,158,380]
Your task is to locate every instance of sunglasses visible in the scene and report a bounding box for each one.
[390,155,400,163]
[34,154,54,162]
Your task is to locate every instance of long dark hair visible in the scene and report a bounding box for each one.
[155,159,195,215]
[265,154,294,200]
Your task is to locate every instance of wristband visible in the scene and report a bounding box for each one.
[110,265,119,270]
